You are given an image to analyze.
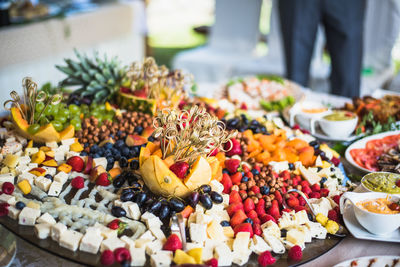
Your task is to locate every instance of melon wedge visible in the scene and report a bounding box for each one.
[33,124,60,143]
[184,156,212,191]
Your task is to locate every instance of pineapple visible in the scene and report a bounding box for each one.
[56,49,126,103]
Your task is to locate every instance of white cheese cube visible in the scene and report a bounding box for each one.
[54,172,69,184]
[282,239,305,250]
[37,212,56,225]
[185,242,202,251]
[150,251,172,267]
[17,172,35,185]
[27,163,38,169]
[187,212,196,226]
[100,236,125,253]
[35,177,51,192]
[7,206,20,220]
[269,161,289,173]
[195,204,205,213]
[126,202,141,220]
[279,211,296,229]
[46,141,58,149]
[232,250,251,266]
[206,220,226,242]
[145,239,163,255]
[15,165,29,175]
[56,144,69,153]
[263,235,285,254]
[94,222,118,239]
[297,225,312,243]
[35,223,52,239]
[135,238,152,248]
[150,227,166,241]
[54,151,65,162]
[51,222,67,242]
[65,151,80,159]
[210,180,224,194]
[310,197,332,217]
[0,194,16,205]
[214,243,232,266]
[202,239,216,261]
[120,235,136,250]
[129,247,146,266]
[59,229,83,251]
[0,173,14,186]
[93,157,107,169]
[286,229,305,246]
[80,231,103,254]
[18,156,31,166]
[61,138,76,146]
[196,212,212,225]
[25,147,39,156]
[48,181,63,196]
[190,223,207,244]
[294,210,310,225]
[305,221,327,239]
[146,216,163,229]
[222,194,229,207]
[139,230,156,241]
[261,221,281,238]
[42,167,56,176]
[19,207,41,226]
[251,235,271,254]
[233,232,250,253]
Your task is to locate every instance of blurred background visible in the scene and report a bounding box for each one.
[1,0,400,104]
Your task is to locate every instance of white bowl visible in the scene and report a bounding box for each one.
[361,172,400,194]
[289,101,331,130]
[311,113,358,138]
[340,192,400,236]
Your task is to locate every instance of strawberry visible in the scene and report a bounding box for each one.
[229,190,242,204]
[163,234,182,251]
[114,247,131,263]
[240,102,248,110]
[311,184,320,192]
[267,200,280,221]
[280,170,291,180]
[66,156,84,172]
[221,173,232,194]
[96,172,111,186]
[328,209,339,223]
[233,223,253,237]
[294,206,306,212]
[206,258,218,267]
[225,138,242,156]
[243,164,251,173]
[230,209,247,228]
[169,162,189,179]
[260,214,276,224]
[292,179,299,186]
[253,217,261,225]
[302,186,312,195]
[274,191,283,205]
[288,245,302,261]
[108,219,120,230]
[253,222,262,236]
[332,195,341,206]
[247,210,258,220]
[246,172,253,179]
[255,199,266,215]
[71,176,84,189]
[258,251,276,266]
[244,198,255,213]
[251,186,260,194]
[300,180,310,188]
[309,192,321,199]
[227,202,244,217]
[282,208,292,213]
[331,157,340,166]
[225,159,240,173]
[281,186,287,194]
[291,192,299,198]
[287,197,299,208]
[320,188,330,197]
[101,250,115,266]
[231,172,243,185]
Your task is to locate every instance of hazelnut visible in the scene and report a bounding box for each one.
[239,183,247,190]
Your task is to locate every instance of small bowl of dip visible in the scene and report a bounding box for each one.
[361,172,400,194]
[340,191,400,235]
[289,101,331,130]
[310,111,357,138]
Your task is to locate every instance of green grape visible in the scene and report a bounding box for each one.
[44,105,53,116]
[35,102,45,112]
[80,104,89,111]
[39,117,50,126]
[51,105,59,117]
[58,109,69,118]
[90,102,98,110]
[98,105,106,112]
[90,110,100,118]
[69,104,80,115]
[28,124,40,135]
[34,112,41,121]
[55,115,67,123]
[51,120,63,131]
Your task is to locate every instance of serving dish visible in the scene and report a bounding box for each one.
[333,255,400,267]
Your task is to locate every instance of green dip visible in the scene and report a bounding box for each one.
[362,172,400,194]
[324,111,355,121]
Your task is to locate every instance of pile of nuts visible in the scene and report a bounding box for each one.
[76,111,153,147]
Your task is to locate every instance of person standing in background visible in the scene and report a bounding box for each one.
[278,0,366,98]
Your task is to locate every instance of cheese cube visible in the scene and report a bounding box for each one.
[15,165,29,175]
[56,144,69,153]
[297,225,312,243]
[195,204,205,213]
[150,227,166,241]
[93,157,107,169]
[232,250,251,266]
[261,221,281,238]
[223,226,234,239]
[202,239,216,262]
[94,222,117,239]
[286,229,305,246]
[35,177,51,192]
[120,235,136,250]
[51,222,67,242]
[17,172,35,185]
[18,207,40,226]
[46,141,58,149]
[251,235,271,254]
[145,239,163,255]
[187,212,196,226]
[61,138,76,146]
[135,238,152,248]
[54,172,69,184]
[48,181,63,196]
[26,201,40,210]
[282,239,305,250]
[126,202,141,220]
[80,231,103,254]
[185,242,202,251]
[65,151,80,159]
[35,223,52,239]
[130,247,146,266]
[310,197,332,217]
[54,151,64,162]
[146,216,163,229]
[222,194,229,207]
[27,163,38,169]
[18,155,30,166]
[25,147,39,156]
[190,223,207,244]
[150,251,172,267]
[263,235,285,254]
[210,180,224,194]
[278,211,296,229]
[0,194,16,205]
[59,229,83,251]
[294,210,310,225]
[37,212,56,225]
[207,220,226,242]
[305,221,327,239]
[42,167,56,176]
[0,173,14,186]
[233,232,250,253]
[139,230,156,241]
[100,236,125,252]
[196,212,212,225]
[7,206,20,220]
[141,211,156,222]
[214,243,232,266]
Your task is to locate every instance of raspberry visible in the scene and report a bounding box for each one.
[288,245,303,261]
[328,209,339,223]
[332,195,341,206]
[331,157,340,166]
[114,247,131,263]
[258,251,276,266]
[302,186,312,195]
[320,188,330,197]
[287,197,299,208]
[71,176,85,189]
[206,258,218,267]
[2,182,14,195]
[101,250,115,266]
[0,203,10,216]
[309,192,321,199]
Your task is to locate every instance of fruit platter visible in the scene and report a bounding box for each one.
[0,50,356,267]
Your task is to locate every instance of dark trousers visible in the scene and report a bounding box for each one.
[278,0,366,97]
